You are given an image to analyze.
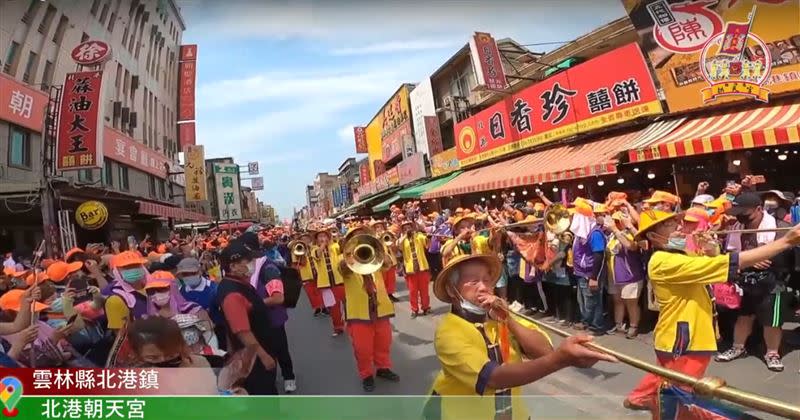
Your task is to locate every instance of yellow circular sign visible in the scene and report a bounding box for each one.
[458,125,477,155]
[75,200,108,230]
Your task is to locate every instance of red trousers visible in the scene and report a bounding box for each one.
[347,318,392,379]
[406,270,431,313]
[303,281,322,310]
[382,268,396,294]
[627,353,711,410]
[324,284,346,332]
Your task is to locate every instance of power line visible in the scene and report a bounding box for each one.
[519,41,571,47]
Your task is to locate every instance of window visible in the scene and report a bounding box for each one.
[90,0,101,16]
[118,166,130,191]
[123,69,130,97]
[78,169,93,182]
[107,12,116,32]
[41,60,54,90]
[8,125,31,168]
[99,2,110,24]
[3,42,21,75]
[21,0,41,24]
[115,63,122,89]
[450,66,474,98]
[159,179,166,200]
[81,32,90,43]
[38,5,56,34]
[52,15,68,44]
[22,51,37,83]
[122,26,129,45]
[102,161,113,186]
[148,175,157,197]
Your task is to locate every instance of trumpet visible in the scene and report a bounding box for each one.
[342,234,386,275]
[288,240,306,257]
[380,231,396,247]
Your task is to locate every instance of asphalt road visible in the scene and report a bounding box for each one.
[282,280,800,419]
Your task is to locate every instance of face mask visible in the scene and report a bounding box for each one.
[454,289,487,315]
[121,268,146,284]
[666,237,687,251]
[49,297,64,313]
[150,355,183,368]
[763,200,779,215]
[182,275,202,288]
[151,292,170,307]
[735,213,753,224]
[246,261,256,276]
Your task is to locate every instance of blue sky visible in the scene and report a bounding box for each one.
[177,0,628,220]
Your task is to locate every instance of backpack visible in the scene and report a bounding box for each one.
[277,266,303,309]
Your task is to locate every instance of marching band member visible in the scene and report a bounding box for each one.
[370,220,399,302]
[440,215,492,265]
[292,232,324,317]
[398,220,431,317]
[338,226,399,392]
[424,253,614,420]
[311,229,346,336]
[624,210,800,411]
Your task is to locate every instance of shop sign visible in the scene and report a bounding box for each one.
[409,77,437,156]
[104,126,171,178]
[0,73,48,132]
[213,163,243,221]
[180,44,198,62]
[470,32,509,91]
[179,122,196,149]
[71,40,112,66]
[380,85,413,162]
[75,200,108,230]
[424,116,443,156]
[56,71,105,171]
[382,120,412,162]
[397,152,426,185]
[359,161,371,185]
[353,126,368,153]
[431,148,461,177]
[248,162,259,175]
[184,145,208,202]
[621,0,800,112]
[455,43,662,167]
[251,176,264,191]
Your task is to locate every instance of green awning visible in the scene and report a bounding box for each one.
[397,171,462,199]
[371,194,400,213]
[337,187,401,216]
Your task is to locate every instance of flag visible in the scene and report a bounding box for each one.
[718,22,751,56]
[658,385,761,420]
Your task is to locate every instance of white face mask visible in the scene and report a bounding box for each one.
[246,261,256,276]
[151,292,170,307]
[455,289,487,315]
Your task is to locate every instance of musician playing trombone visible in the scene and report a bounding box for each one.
[290,232,324,317]
[624,209,800,412]
[369,220,400,302]
[440,215,493,266]
[398,220,432,318]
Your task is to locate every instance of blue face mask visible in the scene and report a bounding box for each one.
[666,237,687,251]
[120,268,146,284]
[49,297,64,313]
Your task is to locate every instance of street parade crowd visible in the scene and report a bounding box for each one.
[0,176,799,418]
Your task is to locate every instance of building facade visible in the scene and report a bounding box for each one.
[0,0,203,252]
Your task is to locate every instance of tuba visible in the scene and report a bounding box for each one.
[342,234,385,275]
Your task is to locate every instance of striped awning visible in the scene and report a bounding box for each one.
[422,129,643,200]
[628,102,800,163]
[137,201,211,222]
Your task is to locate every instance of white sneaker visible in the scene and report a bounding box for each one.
[509,301,523,312]
[284,379,297,393]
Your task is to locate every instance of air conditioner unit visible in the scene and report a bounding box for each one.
[131,75,139,90]
[121,107,130,123]
[113,101,122,118]
[129,112,138,128]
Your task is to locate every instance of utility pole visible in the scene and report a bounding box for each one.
[41,85,63,258]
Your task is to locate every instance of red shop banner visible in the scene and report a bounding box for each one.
[359,161,371,185]
[56,71,105,171]
[455,43,663,167]
[381,120,412,162]
[0,73,48,132]
[424,115,443,156]
[180,44,198,62]
[470,32,509,91]
[354,126,368,153]
[104,126,170,178]
[178,61,196,121]
[179,121,196,149]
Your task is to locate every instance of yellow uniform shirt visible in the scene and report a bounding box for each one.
[442,235,490,265]
[342,270,395,322]
[427,313,551,420]
[292,254,314,282]
[312,244,344,288]
[649,251,736,356]
[401,233,430,274]
[104,290,146,329]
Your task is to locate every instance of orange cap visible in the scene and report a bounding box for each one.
[111,251,147,269]
[64,247,84,261]
[644,190,681,205]
[0,289,49,312]
[46,261,83,283]
[144,276,172,290]
[151,270,176,281]
[25,271,50,286]
[684,207,710,223]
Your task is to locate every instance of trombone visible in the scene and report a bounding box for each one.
[342,233,386,275]
[380,231,397,247]
[287,240,307,257]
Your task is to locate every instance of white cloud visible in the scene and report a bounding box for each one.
[329,39,460,56]
[337,125,355,144]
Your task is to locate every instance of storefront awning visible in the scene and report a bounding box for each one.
[628,101,800,163]
[397,171,462,199]
[372,195,400,213]
[422,130,642,199]
[336,187,401,216]
[137,201,211,223]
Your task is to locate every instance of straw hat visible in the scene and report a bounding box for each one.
[433,254,502,304]
[451,215,476,232]
[635,209,678,241]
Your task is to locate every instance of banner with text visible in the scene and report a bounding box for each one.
[621,0,800,112]
[56,71,105,171]
[251,176,264,191]
[104,126,170,178]
[431,148,461,177]
[359,161,371,185]
[179,122,196,149]
[470,32,509,91]
[380,85,414,162]
[178,44,197,122]
[354,126,368,153]
[455,42,662,167]
[184,145,208,202]
[0,73,48,132]
[213,163,242,221]
[397,152,426,185]
[409,77,437,157]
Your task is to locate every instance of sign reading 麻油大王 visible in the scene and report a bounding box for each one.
[56,71,105,171]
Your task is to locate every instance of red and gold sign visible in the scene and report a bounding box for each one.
[56,71,104,171]
[71,40,112,65]
[354,126,368,153]
[178,60,196,121]
[179,122,196,149]
[470,32,509,91]
[180,44,198,62]
[103,126,171,178]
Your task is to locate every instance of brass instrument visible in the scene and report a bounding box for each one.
[710,227,794,235]
[544,203,571,235]
[288,240,306,257]
[508,309,800,419]
[474,219,544,235]
[380,231,397,247]
[342,234,385,275]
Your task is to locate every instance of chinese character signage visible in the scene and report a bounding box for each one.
[184,145,208,202]
[380,85,414,162]
[409,77,437,157]
[470,32,509,91]
[104,126,172,178]
[353,126,368,153]
[359,161,371,185]
[178,44,197,122]
[178,122,195,149]
[373,159,386,177]
[251,176,264,191]
[71,40,112,65]
[424,116,443,157]
[621,0,800,112]
[213,163,242,221]
[397,152,426,185]
[247,162,259,175]
[0,73,47,132]
[359,167,400,196]
[431,148,461,177]
[455,43,662,167]
[56,71,105,171]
